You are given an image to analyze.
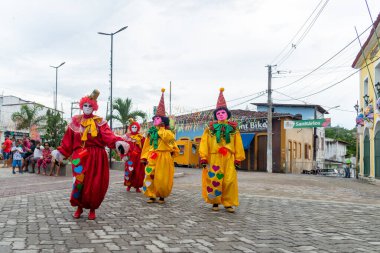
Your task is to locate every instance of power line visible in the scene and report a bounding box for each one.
[275,23,374,91]
[274,55,380,101]
[271,0,324,64]
[230,92,267,108]
[174,89,268,115]
[276,0,330,66]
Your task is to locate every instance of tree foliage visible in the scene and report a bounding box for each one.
[325,126,357,156]
[108,98,146,129]
[11,104,45,133]
[42,109,67,148]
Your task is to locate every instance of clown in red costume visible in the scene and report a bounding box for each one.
[122,119,146,192]
[53,90,129,220]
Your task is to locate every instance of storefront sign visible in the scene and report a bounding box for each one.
[239,118,268,132]
[284,118,331,129]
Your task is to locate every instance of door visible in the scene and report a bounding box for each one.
[375,131,380,179]
[257,135,267,171]
[364,135,370,177]
[287,141,293,173]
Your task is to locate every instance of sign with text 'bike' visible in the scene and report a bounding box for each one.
[284,118,331,129]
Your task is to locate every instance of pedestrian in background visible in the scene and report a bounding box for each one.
[11,139,24,174]
[2,135,12,168]
[344,159,351,178]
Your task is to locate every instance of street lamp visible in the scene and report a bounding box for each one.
[98,26,128,131]
[375,82,380,98]
[50,62,65,111]
[363,94,370,106]
[98,26,128,167]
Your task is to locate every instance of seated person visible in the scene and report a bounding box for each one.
[37,142,52,175]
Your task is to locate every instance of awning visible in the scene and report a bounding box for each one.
[241,133,255,150]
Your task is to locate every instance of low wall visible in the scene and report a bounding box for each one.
[27,162,72,177]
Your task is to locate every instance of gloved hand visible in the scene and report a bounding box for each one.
[51,150,64,162]
[200,159,208,169]
[141,158,148,165]
[234,160,241,170]
[116,141,130,155]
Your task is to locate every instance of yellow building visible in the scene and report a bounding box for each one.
[352,12,380,181]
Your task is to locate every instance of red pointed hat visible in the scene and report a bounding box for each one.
[156,88,166,117]
[216,87,227,109]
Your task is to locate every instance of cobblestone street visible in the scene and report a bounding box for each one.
[0,167,379,253]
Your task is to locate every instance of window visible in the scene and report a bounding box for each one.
[178,145,185,155]
[321,137,324,150]
[298,143,301,158]
[308,145,312,160]
[305,144,309,159]
[293,141,297,159]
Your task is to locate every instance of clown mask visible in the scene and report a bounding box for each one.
[216,109,228,121]
[153,116,162,126]
[131,125,138,133]
[83,103,94,115]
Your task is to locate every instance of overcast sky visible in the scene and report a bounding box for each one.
[1,0,380,128]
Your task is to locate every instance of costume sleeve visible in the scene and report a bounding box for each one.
[157,127,175,144]
[57,127,74,158]
[199,128,209,161]
[99,123,124,149]
[234,131,246,162]
[141,136,150,160]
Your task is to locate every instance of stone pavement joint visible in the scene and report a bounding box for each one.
[0,168,379,252]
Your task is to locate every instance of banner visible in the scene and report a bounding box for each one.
[284,118,331,129]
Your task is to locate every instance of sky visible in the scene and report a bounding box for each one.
[1,0,380,129]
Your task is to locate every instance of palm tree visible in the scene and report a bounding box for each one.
[11,104,45,134]
[109,98,146,129]
[42,109,67,148]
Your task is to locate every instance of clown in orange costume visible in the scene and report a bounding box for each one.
[53,90,129,220]
[140,88,179,204]
[199,88,245,213]
[122,119,146,192]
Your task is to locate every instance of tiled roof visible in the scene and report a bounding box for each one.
[174,109,297,124]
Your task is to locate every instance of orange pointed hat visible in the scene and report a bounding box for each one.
[156,88,166,117]
[213,87,231,120]
[216,87,227,109]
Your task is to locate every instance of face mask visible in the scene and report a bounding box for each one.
[131,125,138,133]
[153,117,162,126]
[83,103,94,115]
[216,110,228,121]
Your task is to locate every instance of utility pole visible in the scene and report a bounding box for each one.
[266,65,273,173]
[169,81,172,116]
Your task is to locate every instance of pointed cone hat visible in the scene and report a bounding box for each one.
[156,88,166,117]
[216,87,227,109]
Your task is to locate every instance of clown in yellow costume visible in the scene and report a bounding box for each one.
[199,88,245,213]
[141,88,179,204]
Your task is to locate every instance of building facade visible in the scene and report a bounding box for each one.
[324,138,348,170]
[253,103,329,170]
[0,95,57,142]
[351,12,380,181]
[175,109,313,173]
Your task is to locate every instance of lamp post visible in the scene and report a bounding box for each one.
[375,82,380,98]
[98,26,128,167]
[98,26,128,131]
[363,94,370,106]
[50,62,65,111]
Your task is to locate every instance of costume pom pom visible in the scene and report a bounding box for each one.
[161,88,166,92]
[220,87,224,92]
